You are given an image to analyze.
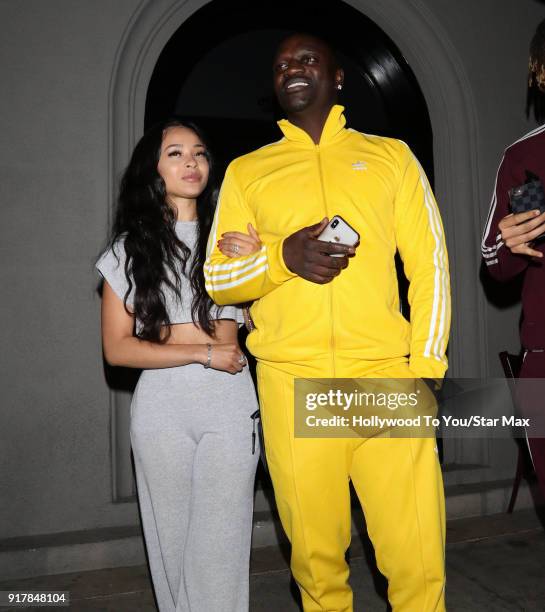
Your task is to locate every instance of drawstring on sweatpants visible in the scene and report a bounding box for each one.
[250,410,260,454]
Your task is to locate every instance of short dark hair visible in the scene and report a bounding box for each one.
[527,19,545,123]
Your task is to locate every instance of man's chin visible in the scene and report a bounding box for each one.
[280,96,312,114]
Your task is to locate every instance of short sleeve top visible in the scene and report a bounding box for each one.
[96,220,244,332]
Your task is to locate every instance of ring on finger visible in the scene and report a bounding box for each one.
[238,354,246,365]
[232,244,240,254]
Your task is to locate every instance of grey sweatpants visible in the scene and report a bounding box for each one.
[130,363,259,612]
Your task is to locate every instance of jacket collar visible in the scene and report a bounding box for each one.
[277,104,347,145]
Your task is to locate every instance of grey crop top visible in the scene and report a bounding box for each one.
[96,220,244,332]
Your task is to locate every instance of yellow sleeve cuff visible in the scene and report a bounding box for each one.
[267,237,297,285]
[409,356,447,382]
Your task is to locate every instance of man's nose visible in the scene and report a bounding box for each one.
[285,60,304,74]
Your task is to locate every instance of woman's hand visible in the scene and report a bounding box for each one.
[218,223,262,258]
[201,343,247,374]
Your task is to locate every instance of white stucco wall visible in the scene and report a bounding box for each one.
[0,0,142,539]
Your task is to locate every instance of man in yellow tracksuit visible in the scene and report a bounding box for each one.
[205,33,450,611]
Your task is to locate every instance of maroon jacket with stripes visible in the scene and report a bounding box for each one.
[481,126,545,350]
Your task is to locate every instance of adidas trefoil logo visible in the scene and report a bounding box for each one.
[352,160,367,171]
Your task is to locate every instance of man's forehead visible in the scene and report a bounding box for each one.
[274,35,332,59]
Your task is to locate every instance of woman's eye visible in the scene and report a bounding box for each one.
[195,151,207,157]
[168,150,181,157]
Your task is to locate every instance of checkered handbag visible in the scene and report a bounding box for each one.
[509,178,545,215]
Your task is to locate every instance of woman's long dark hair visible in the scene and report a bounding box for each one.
[109,117,217,342]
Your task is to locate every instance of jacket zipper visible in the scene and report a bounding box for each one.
[316,145,336,377]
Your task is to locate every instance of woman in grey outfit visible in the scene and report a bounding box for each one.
[96,118,259,612]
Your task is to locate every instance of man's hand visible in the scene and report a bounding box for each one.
[282,218,357,284]
[498,209,545,258]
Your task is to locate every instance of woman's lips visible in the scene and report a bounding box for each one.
[182,173,201,182]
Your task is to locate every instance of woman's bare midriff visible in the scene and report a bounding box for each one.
[165,319,239,346]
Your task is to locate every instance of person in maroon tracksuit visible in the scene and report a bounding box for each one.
[482,19,545,501]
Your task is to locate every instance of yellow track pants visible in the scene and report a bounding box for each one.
[257,362,446,612]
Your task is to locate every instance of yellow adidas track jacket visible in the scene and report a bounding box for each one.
[205,105,450,379]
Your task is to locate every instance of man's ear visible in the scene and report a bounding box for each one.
[335,68,345,90]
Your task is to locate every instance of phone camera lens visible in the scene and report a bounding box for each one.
[331,219,339,228]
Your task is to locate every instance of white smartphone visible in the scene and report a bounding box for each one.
[317,215,360,256]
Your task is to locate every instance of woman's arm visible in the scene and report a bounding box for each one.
[101,281,245,373]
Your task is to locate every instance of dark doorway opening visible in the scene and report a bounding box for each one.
[145,0,436,343]
[145,0,434,184]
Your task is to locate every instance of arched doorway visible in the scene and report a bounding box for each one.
[109,0,436,502]
[108,0,495,511]
[135,0,438,498]
[109,0,487,383]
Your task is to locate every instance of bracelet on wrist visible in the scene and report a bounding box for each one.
[204,343,212,369]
